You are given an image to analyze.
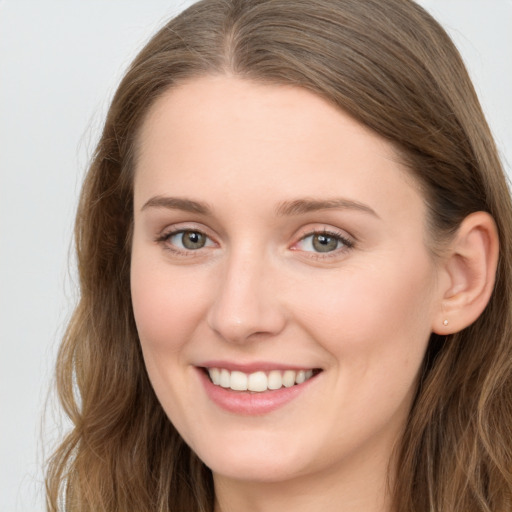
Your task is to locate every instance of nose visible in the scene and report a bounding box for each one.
[207,249,287,344]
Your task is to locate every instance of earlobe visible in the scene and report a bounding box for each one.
[433,211,499,335]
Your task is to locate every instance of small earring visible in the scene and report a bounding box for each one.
[443,319,449,326]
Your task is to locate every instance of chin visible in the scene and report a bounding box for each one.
[207,458,304,483]
[191,434,313,483]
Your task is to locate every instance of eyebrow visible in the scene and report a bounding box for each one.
[141,196,211,214]
[275,198,379,218]
[140,195,379,218]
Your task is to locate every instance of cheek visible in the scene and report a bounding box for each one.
[289,257,435,437]
[291,254,436,364]
[130,255,212,430]
[130,256,209,354]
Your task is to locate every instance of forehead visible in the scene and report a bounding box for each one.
[134,75,424,224]
[138,76,396,160]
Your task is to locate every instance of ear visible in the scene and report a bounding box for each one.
[433,211,499,335]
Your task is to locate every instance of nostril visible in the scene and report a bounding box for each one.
[206,268,288,344]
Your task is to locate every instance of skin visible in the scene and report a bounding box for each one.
[131,75,445,512]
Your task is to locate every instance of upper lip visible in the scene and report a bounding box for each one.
[198,360,320,373]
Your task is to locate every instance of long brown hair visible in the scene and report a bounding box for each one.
[46,1,512,510]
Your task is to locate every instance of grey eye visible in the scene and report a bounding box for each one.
[295,230,352,255]
[171,230,208,250]
[311,233,339,252]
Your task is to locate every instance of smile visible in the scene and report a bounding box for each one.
[206,368,318,392]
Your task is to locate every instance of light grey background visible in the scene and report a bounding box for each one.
[1,1,511,510]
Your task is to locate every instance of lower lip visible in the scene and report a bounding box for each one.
[197,369,318,415]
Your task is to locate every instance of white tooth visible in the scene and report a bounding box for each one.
[220,369,230,388]
[248,371,268,392]
[209,368,220,385]
[230,371,248,391]
[305,369,313,380]
[267,370,283,390]
[295,370,306,384]
[282,370,296,388]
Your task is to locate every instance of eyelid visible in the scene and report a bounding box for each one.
[291,226,355,257]
[154,222,355,259]
[155,223,218,254]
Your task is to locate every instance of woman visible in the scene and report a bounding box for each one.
[46,0,512,511]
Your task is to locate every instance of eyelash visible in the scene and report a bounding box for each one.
[293,229,354,259]
[155,228,216,256]
[155,227,355,258]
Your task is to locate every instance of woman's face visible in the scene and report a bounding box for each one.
[131,76,440,485]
